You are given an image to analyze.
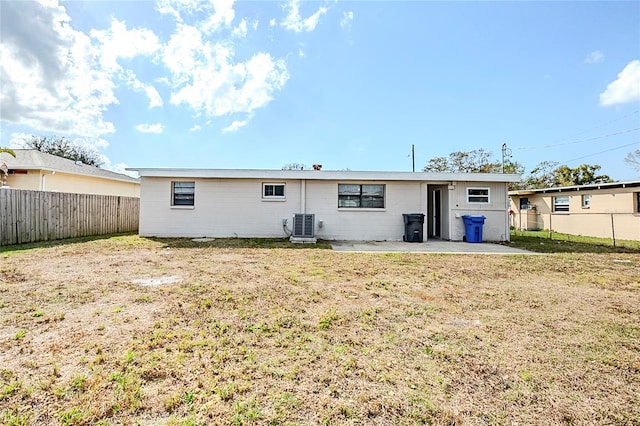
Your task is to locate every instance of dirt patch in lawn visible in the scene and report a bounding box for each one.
[1,236,639,425]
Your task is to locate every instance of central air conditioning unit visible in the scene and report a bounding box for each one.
[292,213,315,238]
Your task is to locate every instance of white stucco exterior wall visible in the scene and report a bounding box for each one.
[138,175,513,242]
[448,181,510,242]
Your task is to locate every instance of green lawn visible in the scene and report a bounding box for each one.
[507,229,640,253]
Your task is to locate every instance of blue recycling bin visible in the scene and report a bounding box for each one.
[462,215,486,243]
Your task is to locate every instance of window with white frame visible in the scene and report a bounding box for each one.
[553,195,569,212]
[467,187,489,203]
[262,183,285,199]
[581,194,590,208]
[338,184,385,208]
[172,181,195,206]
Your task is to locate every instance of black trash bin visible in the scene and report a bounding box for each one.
[402,213,425,243]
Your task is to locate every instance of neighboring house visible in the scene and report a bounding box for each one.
[0,149,140,197]
[509,181,640,241]
[129,167,520,242]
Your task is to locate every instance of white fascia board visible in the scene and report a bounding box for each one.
[127,168,521,183]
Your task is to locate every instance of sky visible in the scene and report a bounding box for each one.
[1,0,639,181]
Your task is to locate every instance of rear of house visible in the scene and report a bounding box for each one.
[509,181,640,241]
[131,168,519,242]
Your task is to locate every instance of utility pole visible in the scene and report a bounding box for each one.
[412,144,415,172]
[501,143,512,173]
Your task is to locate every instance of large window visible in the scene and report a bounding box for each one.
[263,183,285,199]
[172,181,195,206]
[553,195,569,212]
[467,187,489,203]
[338,184,385,208]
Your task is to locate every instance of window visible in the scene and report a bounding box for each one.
[553,195,569,212]
[338,184,385,208]
[636,192,640,213]
[581,194,590,208]
[263,183,285,199]
[172,181,195,206]
[519,197,529,209]
[467,187,489,203]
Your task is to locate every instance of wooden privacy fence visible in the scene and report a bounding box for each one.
[0,188,139,246]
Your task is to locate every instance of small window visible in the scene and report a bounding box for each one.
[338,184,385,208]
[172,181,195,206]
[519,197,529,209]
[635,192,640,213]
[263,183,285,199]
[553,195,569,212]
[467,187,489,203]
[581,194,590,208]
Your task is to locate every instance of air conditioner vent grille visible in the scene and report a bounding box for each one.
[292,214,314,238]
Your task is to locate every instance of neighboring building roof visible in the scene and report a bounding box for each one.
[509,180,640,196]
[128,167,521,183]
[0,149,139,184]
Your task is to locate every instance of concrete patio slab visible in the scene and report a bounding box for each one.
[331,240,537,254]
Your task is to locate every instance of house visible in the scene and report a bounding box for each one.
[0,149,140,197]
[509,181,640,241]
[129,167,520,242]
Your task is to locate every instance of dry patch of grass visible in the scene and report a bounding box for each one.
[1,236,639,425]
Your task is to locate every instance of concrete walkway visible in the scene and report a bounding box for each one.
[331,240,536,254]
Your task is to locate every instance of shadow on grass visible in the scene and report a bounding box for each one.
[146,237,333,250]
[1,235,333,253]
[0,233,138,254]
[504,234,640,254]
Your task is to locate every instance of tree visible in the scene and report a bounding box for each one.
[19,136,103,167]
[625,149,640,173]
[282,162,307,170]
[522,160,559,189]
[0,148,16,157]
[553,164,613,187]
[423,149,502,173]
[522,161,613,189]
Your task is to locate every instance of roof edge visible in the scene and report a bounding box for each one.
[127,168,521,182]
[509,180,640,195]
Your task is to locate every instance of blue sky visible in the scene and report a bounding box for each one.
[1,0,639,180]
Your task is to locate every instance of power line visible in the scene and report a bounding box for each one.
[554,109,639,140]
[560,141,639,164]
[515,109,639,151]
[515,127,640,151]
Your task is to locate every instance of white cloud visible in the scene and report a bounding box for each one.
[584,50,604,64]
[340,11,353,30]
[189,124,202,132]
[222,117,251,132]
[269,18,277,27]
[102,159,138,178]
[156,0,206,23]
[0,1,117,136]
[90,18,160,73]
[163,23,289,118]
[157,0,235,33]
[298,48,305,58]
[122,70,163,108]
[135,123,165,134]
[232,18,248,38]
[201,0,236,33]
[599,60,640,106]
[281,0,328,33]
